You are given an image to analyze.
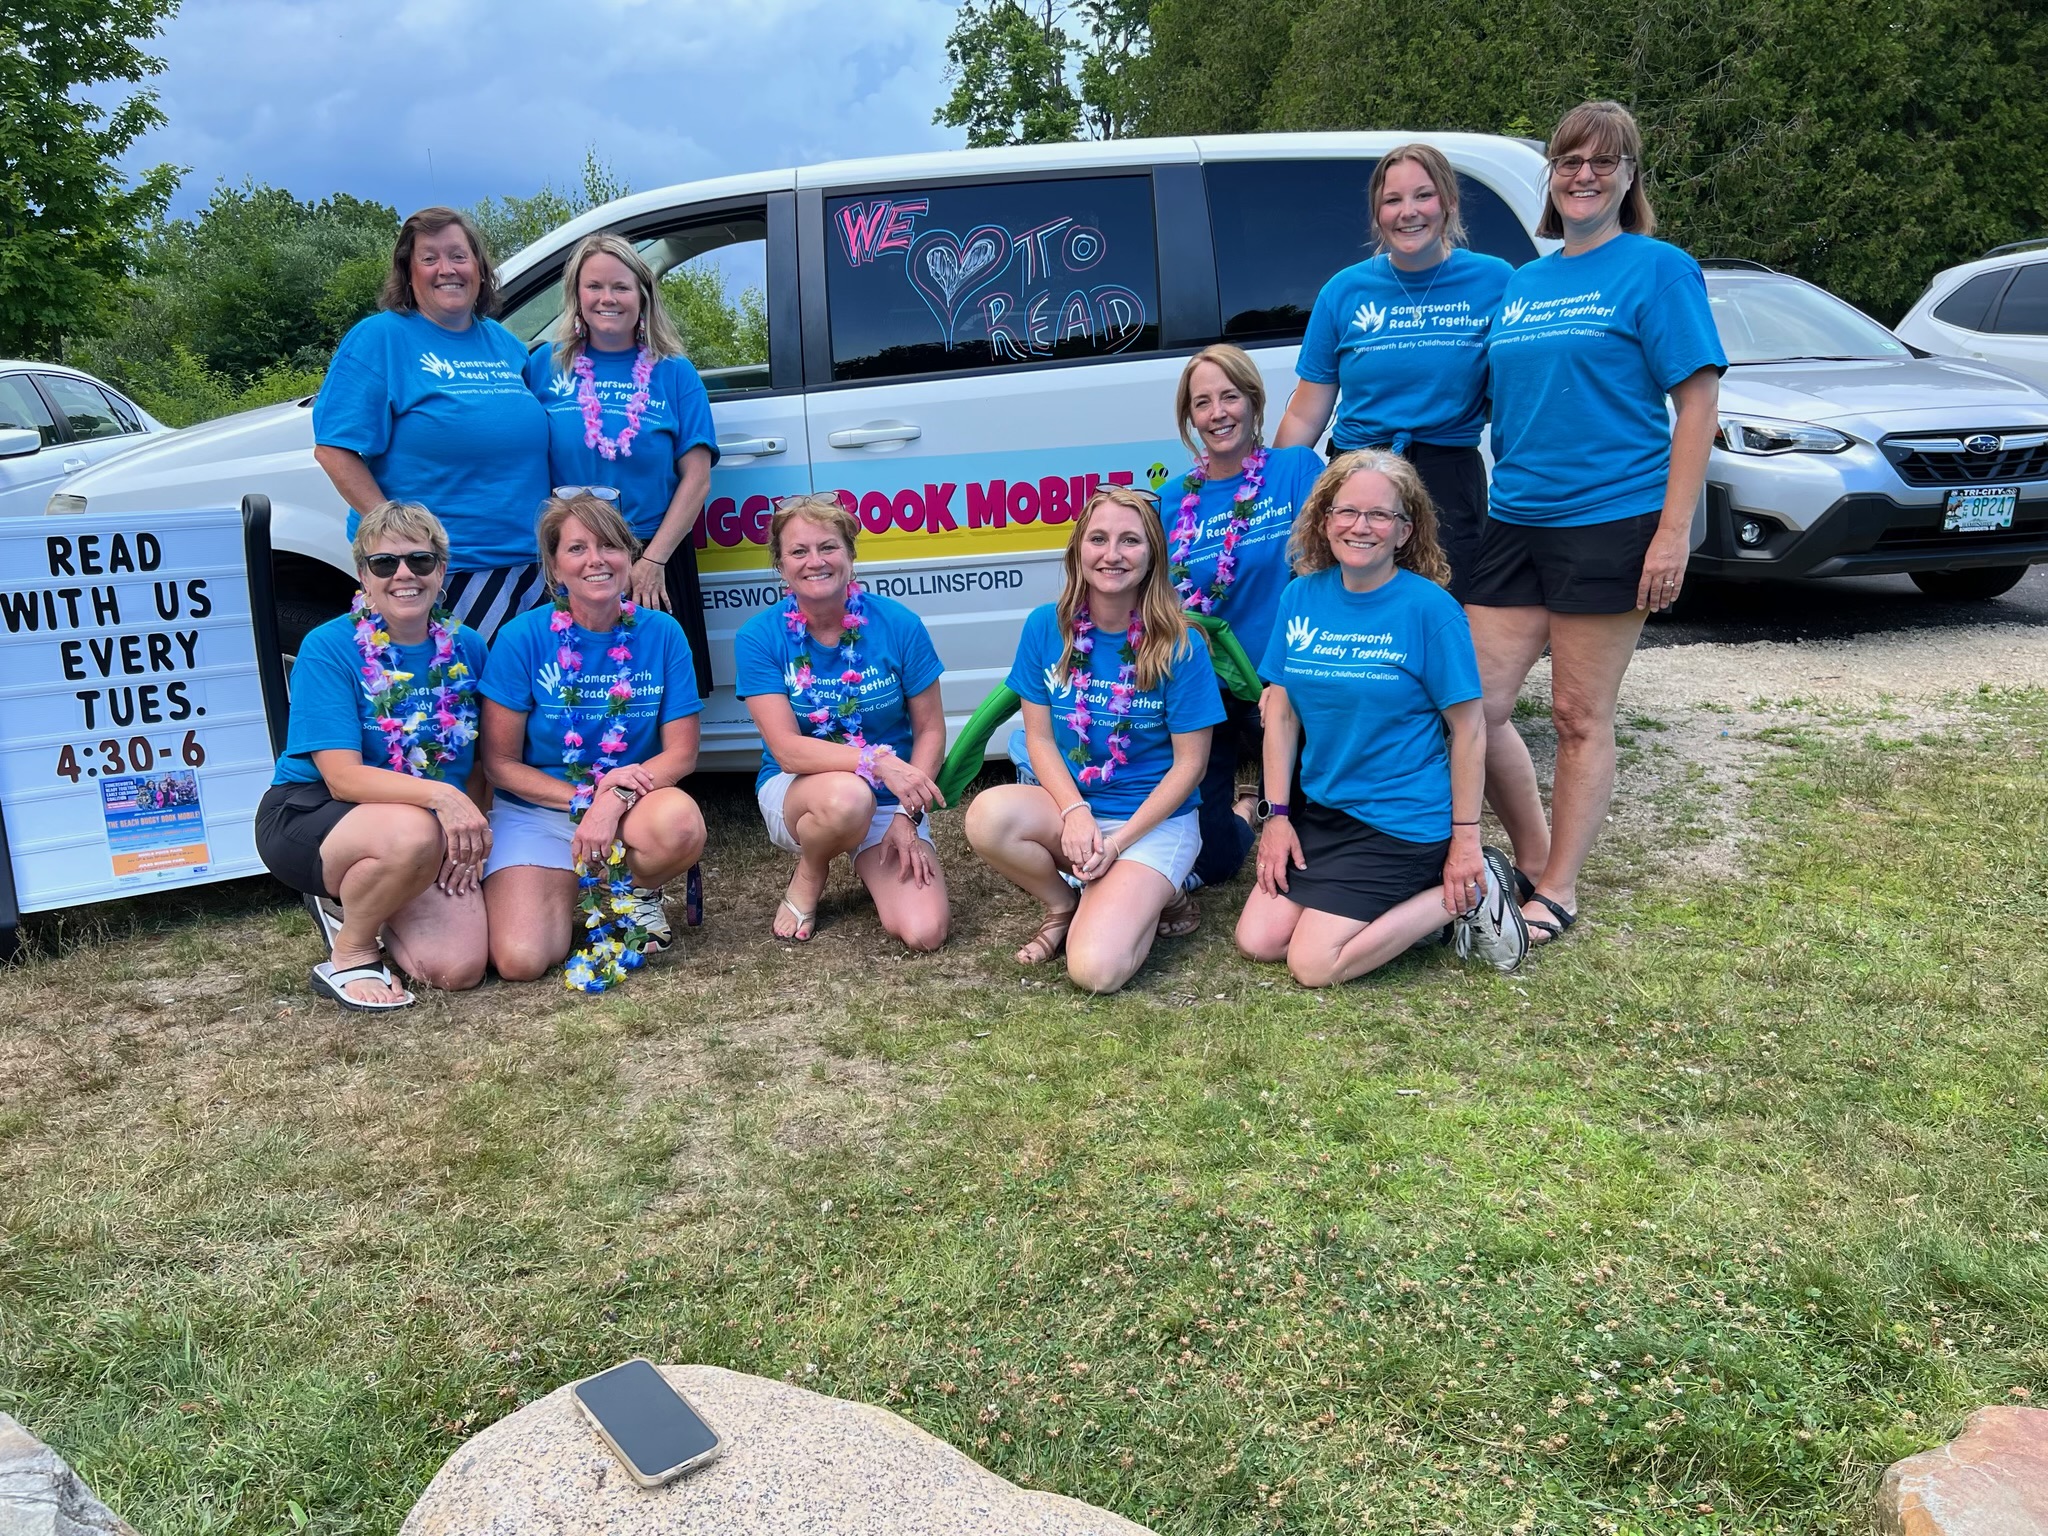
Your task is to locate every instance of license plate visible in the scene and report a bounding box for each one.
[1944,485,2018,532]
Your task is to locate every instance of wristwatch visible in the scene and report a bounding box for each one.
[894,803,925,828]
[611,784,641,809]
[1257,799,1290,822]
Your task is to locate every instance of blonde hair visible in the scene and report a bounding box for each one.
[1173,344,1266,457]
[768,492,861,566]
[351,500,448,571]
[1288,450,1450,586]
[551,233,689,372]
[1053,485,1192,692]
[536,493,640,587]
[1369,143,1468,255]
[1537,100,1655,240]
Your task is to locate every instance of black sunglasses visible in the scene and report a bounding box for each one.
[364,550,443,578]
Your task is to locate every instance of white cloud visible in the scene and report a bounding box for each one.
[125,0,964,218]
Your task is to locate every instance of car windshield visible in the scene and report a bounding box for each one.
[1706,273,1912,364]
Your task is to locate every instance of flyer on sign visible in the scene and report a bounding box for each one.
[0,507,283,916]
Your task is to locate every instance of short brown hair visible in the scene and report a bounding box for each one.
[351,500,448,571]
[380,206,501,318]
[768,492,860,566]
[1173,344,1266,457]
[536,493,639,587]
[1537,101,1656,241]
[1288,449,1450,587]
[1369,143,1468,254]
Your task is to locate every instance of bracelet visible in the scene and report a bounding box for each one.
[639,555,667,566]
[1451,818,1480,826]
[1058,801,1089,820]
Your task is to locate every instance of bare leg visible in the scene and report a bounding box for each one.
[383,883,487,991]
[854,840,951,952]
[1065,860,1178,994]
[318,803,444,1004]
[620,787,706,888]
[1466,603,1555,878]
[774,772,873,940]
[1235,885,1306,964]
[1285,889,1455,988]
[1527,609,1646,925]
[964,783,1078,962]
[484,865,579,981]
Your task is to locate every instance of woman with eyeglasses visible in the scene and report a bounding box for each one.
[1465,100,1725,947]
[1236,452,1526,986]
[1274,143,1513,603]
[527,234,719,699]
[254,501,491,1011]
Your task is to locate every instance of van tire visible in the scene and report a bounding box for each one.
[1908,566,2028,601]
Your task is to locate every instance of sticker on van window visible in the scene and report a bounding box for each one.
[825,177,1162,381]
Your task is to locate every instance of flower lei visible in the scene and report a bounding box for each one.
[573,347,655,461]
[1168,445,1268,614]
[1062,605,1144,786]
[550,593,651,993]
[783,582,871,745]
[350,592,476,778]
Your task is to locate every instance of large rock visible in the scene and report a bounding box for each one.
[0,1414,138,1536]
[1879,1405,2048,1536]
[402,1364,1153,1535]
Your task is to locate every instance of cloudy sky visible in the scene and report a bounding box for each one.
[122,0,967,220]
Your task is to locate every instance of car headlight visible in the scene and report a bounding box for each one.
[46,492,88,515]
[1715,415,1853,455]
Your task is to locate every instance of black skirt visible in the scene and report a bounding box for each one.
[663,542,716,699]
[1283,800,1448,924]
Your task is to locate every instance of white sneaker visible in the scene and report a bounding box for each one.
[1455,847,1529,972]
[627,887,672,951]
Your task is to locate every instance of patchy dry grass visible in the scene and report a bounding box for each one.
[2,692,2045,1535]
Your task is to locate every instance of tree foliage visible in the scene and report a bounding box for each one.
[0,0,184,357]
[468,149,630,263]
[934,0,1150,146]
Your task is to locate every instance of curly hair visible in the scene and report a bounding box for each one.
[1287,449,1450,587]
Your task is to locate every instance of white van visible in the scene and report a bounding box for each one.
[49,133,1548,770]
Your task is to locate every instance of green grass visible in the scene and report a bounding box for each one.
[3,694,2044,1534]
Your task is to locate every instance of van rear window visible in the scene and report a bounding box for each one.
[825,175,1161,382]
[1206,159,1538,343]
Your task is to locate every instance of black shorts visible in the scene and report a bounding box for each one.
[255,780,355,898]
[1283,801,1447,924]
[1465,509,1661,615]
[662,542,716,700]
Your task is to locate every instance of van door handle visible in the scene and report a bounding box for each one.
[62,458,88,473]
[718,435,786,457]
[828,424,923,449]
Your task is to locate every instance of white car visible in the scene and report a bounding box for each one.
[45,131,1552,770]
[0,361,166,518]
[1894,240,2048,391]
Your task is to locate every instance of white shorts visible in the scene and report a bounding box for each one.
[483,796,576,876]
[1095,810,1201,890]
[758,772,934,862]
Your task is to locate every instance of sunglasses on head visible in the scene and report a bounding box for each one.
[364,550,443,579]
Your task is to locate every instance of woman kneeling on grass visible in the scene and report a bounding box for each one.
[967,485,1226,994]
[1236,451,1528,985]
[479,493,707,989]
[254,501,489,1010]
[734,493,950,948]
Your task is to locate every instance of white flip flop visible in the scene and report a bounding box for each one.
[310,960,415,1011]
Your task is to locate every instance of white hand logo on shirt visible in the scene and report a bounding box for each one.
[1499,297,1529,326]
[1286,615,1318,652]
[419,352,459,380]
[537,661,565,700]
[1350,300,1387,336]
[549,371,576,397]
[1042,663,1073,701]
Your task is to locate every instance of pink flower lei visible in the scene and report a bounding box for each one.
[1062,605,1144,787]
[574,347,655,461]
[1167,444,1268,614]
[350,591,476,779]
[782,581,872,747]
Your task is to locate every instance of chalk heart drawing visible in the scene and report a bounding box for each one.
[909,225,1012,347]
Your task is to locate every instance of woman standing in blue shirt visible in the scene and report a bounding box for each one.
[527,235,719,698]
[1237,452,1526,985]
[967,486,1226,994]
[1275,144,1513,602]
[1163,344,1323,908]
[313,208,551,641]
[253,501,491,1010]
[1468,101,1725,944]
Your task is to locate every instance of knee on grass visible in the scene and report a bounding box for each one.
[491,935,565,983]
[887,911,950,953]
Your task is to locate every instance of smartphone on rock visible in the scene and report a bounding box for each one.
[571,1358,725,1488]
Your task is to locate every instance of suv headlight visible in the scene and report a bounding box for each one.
[1715,415,1853,455]
[46,492,88,515]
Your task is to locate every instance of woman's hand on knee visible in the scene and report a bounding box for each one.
[429,785,491,892]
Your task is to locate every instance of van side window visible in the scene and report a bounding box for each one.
[825,175,1161,381]
[1205,159,1538,343]
[1989,262,2048,337]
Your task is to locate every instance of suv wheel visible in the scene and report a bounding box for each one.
[1907,566,2029,601]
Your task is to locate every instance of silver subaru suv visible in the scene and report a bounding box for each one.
[1693,261,2048,600]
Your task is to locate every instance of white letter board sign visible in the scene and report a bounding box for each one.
[0,498,290,943]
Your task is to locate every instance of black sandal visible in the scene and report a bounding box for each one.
[1513,867,1537,904]
[1523,892,1578,945]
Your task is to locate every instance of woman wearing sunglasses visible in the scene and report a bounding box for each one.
[254,501,491,1010]
[1466,100,1725,946]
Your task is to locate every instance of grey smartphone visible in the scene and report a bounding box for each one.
[570,1359,725,1488]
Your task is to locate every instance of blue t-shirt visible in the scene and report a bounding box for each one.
[271,613,488,788]
[1007,603,1226,818]
[525,345,720,543]
[313,310,552,570]
[1485,234,1727,526]
[731,590,946,806]
[479,604,704,808]
[1298,248,1513,450]
[1257,566,1480,844]
[1162,443,1323,664]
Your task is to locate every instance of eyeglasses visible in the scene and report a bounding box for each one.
[1548,153,1632,179]
[363,550,444,578]
[552,484,621,501]
[1328,508,1410,529]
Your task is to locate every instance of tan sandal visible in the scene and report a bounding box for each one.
[1156,890,1201,938]
[774,898,817,942]
[1015,903,1076,965]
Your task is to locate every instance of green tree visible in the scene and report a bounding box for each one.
[468,148,629,262]
[935,0,1153,145]
[0,0,183,356]
[658,262,768,373]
